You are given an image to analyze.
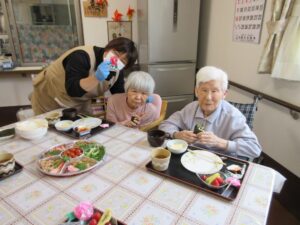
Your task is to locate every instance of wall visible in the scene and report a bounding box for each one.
[80,0,138,46]
[199,0,300,176]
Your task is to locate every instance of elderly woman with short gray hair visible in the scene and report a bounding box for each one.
[159,66,262,159]
[106,71,162,128]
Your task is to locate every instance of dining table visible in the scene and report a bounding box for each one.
[0,115,284,225]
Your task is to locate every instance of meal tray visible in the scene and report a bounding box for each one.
[0,161,23,181]
[146,146,249,201]
[51,117,115,139]
[62,208,127,225]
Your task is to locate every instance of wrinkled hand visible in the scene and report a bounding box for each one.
[174,130,197,144]
[95,61,110,81]
[197,131,228,149]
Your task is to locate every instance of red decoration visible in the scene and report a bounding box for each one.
[126,6,135,20]
[112,9,123,22]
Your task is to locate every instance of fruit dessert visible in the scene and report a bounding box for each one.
[200,172,227,188]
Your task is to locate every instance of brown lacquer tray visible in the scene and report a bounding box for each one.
[146,146,249,201]
[51,116,114,139]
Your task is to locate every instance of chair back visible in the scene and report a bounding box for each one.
[228,96,259,129]
[140,100,168,132]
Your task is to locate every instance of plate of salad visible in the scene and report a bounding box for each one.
[37,140,105,176]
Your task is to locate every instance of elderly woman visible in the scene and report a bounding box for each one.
[106,71,162,128]
[159,66,262,159]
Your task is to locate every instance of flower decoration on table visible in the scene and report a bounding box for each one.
[126,5,135,20]
[112,9,123,22]
[83,0,108,17]
[66,202,116,225]
[74,201,94,223]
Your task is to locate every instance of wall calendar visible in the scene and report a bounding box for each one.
[233,0,266,44]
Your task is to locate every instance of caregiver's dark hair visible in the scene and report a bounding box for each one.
[104,37,138,69]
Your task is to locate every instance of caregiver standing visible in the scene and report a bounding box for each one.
[31,37,138,115]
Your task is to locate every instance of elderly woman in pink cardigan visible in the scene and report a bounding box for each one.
[106,71,162,128]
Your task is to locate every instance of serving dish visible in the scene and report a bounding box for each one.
[37,140,105,176]
[15,118,48,140]
[0,161,23,181]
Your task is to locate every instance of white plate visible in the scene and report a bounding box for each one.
[181,150,223,174]
[72,118,102,129]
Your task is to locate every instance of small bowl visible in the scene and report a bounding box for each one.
[167,139,188,154]
[0,153,15,176]
[15,118,48,140]
[55,120,74,131]
[45,111,61,125]
[198,171,228,190]
[62,108,77,120]
[147,129,166,147]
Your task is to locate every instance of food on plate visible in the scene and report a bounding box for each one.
[75,141,105,161]
[61,147,83,159]
[38,141,105,176]
[67,157,97,172]
[74,125,91,136]
[170,143,185,151]
[43,144,68,157]
[201,172,226,187]
[227,164,242,174]
[193,123,205,134]
[39,157,65,174]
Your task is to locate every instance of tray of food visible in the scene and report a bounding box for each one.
[146,145,249,201]
[45,110,114,139]
[51,117,114,139]
[37,140,105,176]
[61,202,127,225]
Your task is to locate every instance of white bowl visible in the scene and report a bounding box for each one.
[55,120,74,131]
[166,139,188,154]
[16,118,48,140]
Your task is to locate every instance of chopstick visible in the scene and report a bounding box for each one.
[187,149,226,166]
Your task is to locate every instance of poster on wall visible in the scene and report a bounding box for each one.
[233,0,266,44]
[83,0,108,17]
[107,21,132,41]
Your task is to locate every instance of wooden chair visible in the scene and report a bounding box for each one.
[140,100,168,132]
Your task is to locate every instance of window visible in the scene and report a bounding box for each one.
[1,0,83,66]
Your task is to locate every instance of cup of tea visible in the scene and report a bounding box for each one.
[147,129,166,147]
[151,148,171,171]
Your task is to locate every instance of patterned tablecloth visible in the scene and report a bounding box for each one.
[0,124,276,225]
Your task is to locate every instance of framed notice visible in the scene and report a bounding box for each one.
[233,0,266,44]
[107,21,132,41]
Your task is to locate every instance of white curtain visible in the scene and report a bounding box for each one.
[258,0,293,73]
[271,0,300,80]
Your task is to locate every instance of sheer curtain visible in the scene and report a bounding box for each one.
[271,0,300,80]
[258,0,293,73]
